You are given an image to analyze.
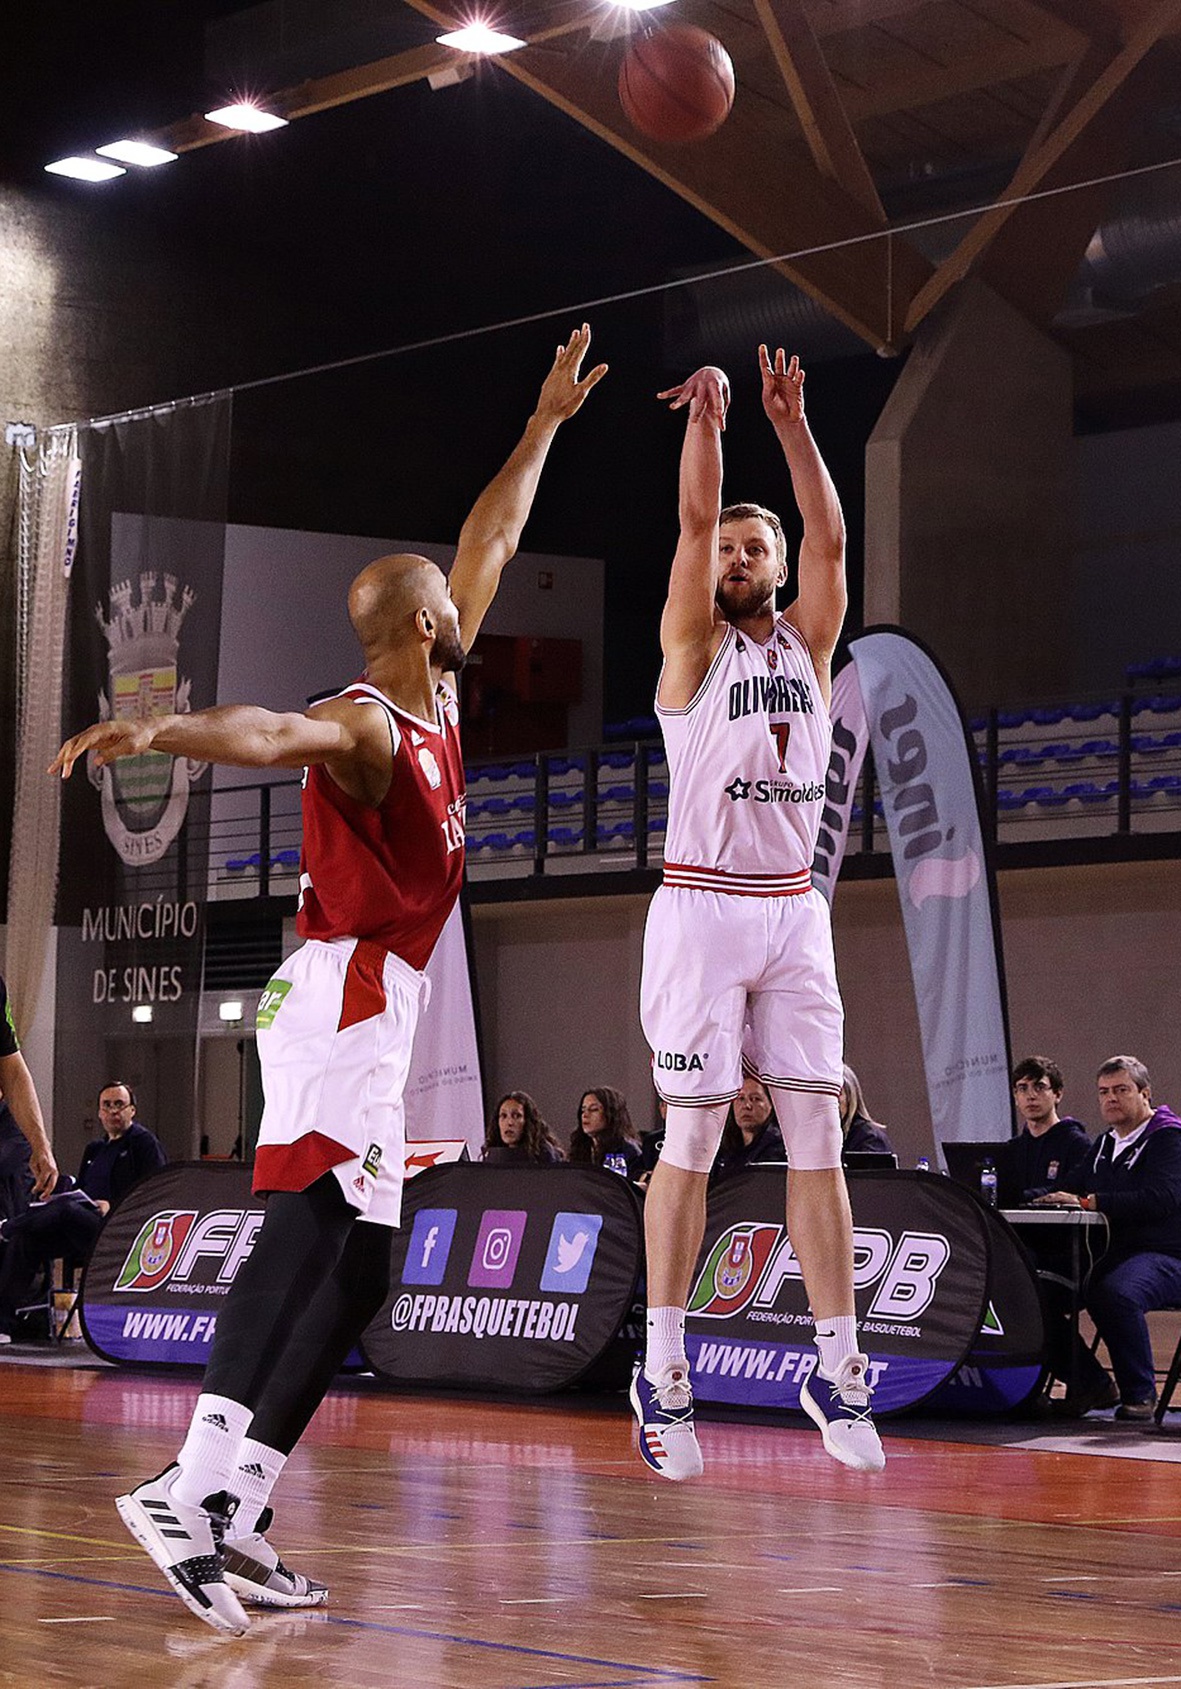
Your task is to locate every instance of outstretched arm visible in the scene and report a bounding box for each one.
[0,1050,57,1199]
[760,346,846,695]
[448,324,607,652]
[50,704,355,779]
[656,366,728,710]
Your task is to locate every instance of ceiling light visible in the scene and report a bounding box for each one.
[437,24,526,53]
[131,1004,154,1024]
[97,140,178,167]
[204,103,289,133]
[218,999,245,1023]
[45,156,126,182]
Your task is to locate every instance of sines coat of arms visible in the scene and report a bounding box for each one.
[89,572,207,866]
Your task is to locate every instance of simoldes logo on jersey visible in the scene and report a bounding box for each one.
[724,776,825,804]
[113,1207,264,1294]
[689,1221,952,1324]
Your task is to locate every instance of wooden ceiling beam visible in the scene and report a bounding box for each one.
[903,0,1181,334]
[751,0,886,220]
[838,29,1082,123]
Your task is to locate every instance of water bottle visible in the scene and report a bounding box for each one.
[603,1152,628,1177]
[980,1157,998,1208]
[915,1156,930,1173]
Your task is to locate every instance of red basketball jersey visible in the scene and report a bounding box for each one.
[296,680,466,971]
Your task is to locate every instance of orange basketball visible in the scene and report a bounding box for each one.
[618,24,735,145]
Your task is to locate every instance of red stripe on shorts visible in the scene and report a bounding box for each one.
[337,939,388,1033]
[253,1131,355,1195]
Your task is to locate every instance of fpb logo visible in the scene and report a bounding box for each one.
[688,1224,782,1316]
[115,1211,198,1291]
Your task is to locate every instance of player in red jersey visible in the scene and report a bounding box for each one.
[50,326,606,1635]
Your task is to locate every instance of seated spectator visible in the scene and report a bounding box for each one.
[568,1087,643,1177]
[995,1056,1090,1207]
[838,1066,896,1158]
[481,1091,564,1166]
[1035,1055,1181,1420]
[0,1081,166,1341]
[713,1077,786,1179]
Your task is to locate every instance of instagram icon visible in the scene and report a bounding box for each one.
[468,1210,527,1289]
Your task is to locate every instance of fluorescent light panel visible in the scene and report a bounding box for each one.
[45,156,126,182]
[97,139,177,167]
[437,24,526,52]
[219,1000,245,1023]
[204,103,288,133]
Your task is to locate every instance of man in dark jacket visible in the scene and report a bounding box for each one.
[0,1081,165,1338]
[996,1055,1091,1207]
[1036,1055,1181,1419]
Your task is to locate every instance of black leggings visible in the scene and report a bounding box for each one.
[203,1174,392,1455]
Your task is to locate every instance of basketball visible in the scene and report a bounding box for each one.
[618,25,735,145]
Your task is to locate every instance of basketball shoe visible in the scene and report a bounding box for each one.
[630,1361,704,1481]
[116,1464,250,1635]
[799,1354,886,1472]
[222,1507,329,1608]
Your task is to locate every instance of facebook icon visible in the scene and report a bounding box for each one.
[402,1208,458,1285]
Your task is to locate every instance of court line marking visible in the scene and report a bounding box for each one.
[776,1586,843,1594]
[499,1597,567,1604]
[0,1563,712,1681]
[38,1616,116,1624]
[958,1678,1181,1688]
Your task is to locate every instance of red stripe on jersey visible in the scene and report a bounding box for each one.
[337,940,388,1033]
[253,1131,355,1195]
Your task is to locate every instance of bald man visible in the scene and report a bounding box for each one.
[51,326,606,1636]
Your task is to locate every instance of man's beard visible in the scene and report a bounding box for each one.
[716,578,775,621]
[433,628,468,674]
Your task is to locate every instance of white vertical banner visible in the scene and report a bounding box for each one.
[403,901,484,1155]
[850,629,1012,1145]
[811,659,870,903]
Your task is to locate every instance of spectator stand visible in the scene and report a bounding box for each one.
[195,683,1181,899]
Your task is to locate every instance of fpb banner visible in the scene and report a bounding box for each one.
[927,1206,1045,1414]
[362,1163,643,1393]
[81,1161,259,1365]
[847,628,1013,1144]
[686,1168,989,1414]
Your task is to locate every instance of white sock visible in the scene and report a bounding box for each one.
[645,1306,689,1384]
[229,1439,287,1536]
[814,1315,860,1380]
[172,1393,254,1508]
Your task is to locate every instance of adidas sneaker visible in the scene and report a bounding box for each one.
[629,1362,704,1482]
[116,1463,250,1635]
[223,1507,329,1608]
[799,1354,886,1473]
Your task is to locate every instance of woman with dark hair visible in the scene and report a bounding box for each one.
[568,1087,643,1177]
[481,1092,564,1166]
[839,1065,895,1156]
[713,1076,786,1180]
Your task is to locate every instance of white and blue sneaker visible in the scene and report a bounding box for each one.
[799,1354,886,1473]
[629,1362,704,1481]
[223,1507,329,1608]
[116,1463,250,1635]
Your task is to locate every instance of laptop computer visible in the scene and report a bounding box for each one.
[842,1149,899,1171]
[941,1139,1006,1192]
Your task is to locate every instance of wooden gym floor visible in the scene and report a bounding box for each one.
[3,1357,1181,1689]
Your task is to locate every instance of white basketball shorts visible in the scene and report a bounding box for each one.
[641,884,844,1106]
[253,937,429,1228]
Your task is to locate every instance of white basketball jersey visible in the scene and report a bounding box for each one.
[658,616,830,894]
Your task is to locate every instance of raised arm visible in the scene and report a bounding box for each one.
[448,324,607,653]
[0,1049,57,1199]
[760,346,846,695]
[656,366,728,710]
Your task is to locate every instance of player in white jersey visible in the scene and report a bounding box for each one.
[631,348,884,1481]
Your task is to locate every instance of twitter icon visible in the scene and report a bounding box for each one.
[540,1212,603,1295]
